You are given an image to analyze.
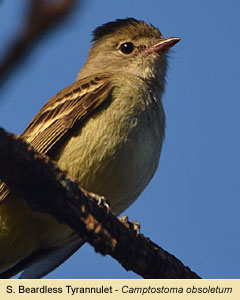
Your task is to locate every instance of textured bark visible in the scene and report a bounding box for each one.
[0,128,200,279]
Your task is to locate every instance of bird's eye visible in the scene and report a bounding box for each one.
[119,42,134,54]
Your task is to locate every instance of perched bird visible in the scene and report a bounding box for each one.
[0,18,180,278]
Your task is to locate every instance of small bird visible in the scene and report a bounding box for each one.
[0,18,180,278]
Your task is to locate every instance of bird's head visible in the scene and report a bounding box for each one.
[78,18,180,85]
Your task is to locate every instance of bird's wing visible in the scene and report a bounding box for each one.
[0,74,114,278]
[0,239,85,279]
[19,239,86,279]
[0,73,113,204]
[21,73,113,153]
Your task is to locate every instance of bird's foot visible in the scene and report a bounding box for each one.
[119,215,141,235]
[89,192,111,214]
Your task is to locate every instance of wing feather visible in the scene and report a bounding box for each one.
[0,74,113,203]
[21,74,113,153]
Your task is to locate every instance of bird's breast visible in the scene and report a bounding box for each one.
[55,84,165,215]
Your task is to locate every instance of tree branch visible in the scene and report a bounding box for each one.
[0,0,81,89]
[0,127,200,279]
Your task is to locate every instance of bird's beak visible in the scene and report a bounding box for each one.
[146,37,180,53]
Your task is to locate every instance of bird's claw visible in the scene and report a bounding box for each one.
[89,192,111,213]
[119,215,141,235]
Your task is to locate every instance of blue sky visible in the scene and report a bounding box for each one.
[0,0,239,279]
